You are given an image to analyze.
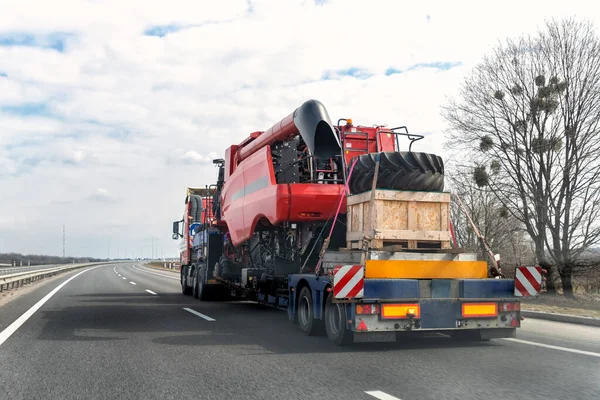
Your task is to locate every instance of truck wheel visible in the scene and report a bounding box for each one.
[348,151,444,194]
[297,287,324,336]
[192,270,200,299]
[195,265,211,301]
[324,295,353,345]
[181,274,192,296]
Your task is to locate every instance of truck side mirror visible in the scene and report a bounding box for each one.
[172,221,180,239]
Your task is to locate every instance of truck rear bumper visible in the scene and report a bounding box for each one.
[352,328,516,343]
[350,299,520,333]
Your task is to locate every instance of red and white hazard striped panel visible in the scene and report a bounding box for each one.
[333,265,364,299]
[514,266,542,297]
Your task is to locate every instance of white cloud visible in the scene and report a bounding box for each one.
[0,0,599,257]
[89,188,116,202]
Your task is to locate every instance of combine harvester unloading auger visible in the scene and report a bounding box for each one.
[172,99,540,345]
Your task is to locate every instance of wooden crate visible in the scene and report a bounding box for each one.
[346,190,452,250]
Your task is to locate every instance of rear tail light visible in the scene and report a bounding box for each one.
[381,304,421,319]
[499,302,520,312]
[461,302,498,318]
[355,304,380,315]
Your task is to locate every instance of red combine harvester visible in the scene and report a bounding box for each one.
[173,99,536,345]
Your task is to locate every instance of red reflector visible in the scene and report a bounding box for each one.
[356,320,368,331]
[299,212,322,218]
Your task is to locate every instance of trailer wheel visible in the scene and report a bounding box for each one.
[324,295,353,346]
[297,287,323,336]
[348,151,444,194]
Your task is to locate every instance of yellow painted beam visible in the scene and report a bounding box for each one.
[365,260,487,279]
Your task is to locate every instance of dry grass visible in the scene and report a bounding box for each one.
[520,291,600,318]
[145,261,180,272]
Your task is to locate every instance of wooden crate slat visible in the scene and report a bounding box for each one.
[347,190,450,206]
[346,189,452,250]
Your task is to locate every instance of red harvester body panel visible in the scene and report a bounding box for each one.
[220,145,345,246]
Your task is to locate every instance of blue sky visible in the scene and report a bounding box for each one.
[0,0,596,258]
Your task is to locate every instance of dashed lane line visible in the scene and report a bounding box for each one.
[183,307,216,322]
[145,289,157,295]
[365,391,402,400]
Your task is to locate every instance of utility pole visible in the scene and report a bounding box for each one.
[108,238,110,260]
[62,225,65,258]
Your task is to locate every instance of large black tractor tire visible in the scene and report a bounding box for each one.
[348,151,444,194]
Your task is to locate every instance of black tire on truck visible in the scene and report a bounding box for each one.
[181,267,192,296]
[194,265,211,301]
[348,151,444,194]
[324,294,353,346]
[297,286,324,336]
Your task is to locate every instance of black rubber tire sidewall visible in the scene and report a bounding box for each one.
[324,295,353,345]
[348,151,444,194]
[297,287,314,335]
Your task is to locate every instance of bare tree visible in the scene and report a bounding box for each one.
[443,18,600,296]
[446,161,535,273]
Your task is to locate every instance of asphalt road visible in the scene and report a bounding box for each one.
[0,263,598,400]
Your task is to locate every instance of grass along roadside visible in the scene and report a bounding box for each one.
[144,261,180,273]
[521,303,600,319]
[520,292,600,318]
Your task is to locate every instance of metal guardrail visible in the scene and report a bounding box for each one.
[0,262,109,293]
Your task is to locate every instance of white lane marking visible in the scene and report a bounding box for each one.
[502,338,600,358]
[145,289,157,295]
[365,391,401,400]
[183,307,216,322]
[131,264,178,281]
[0,265,103,347]
[113,265,118,274]
[130,281,137,285]
[122,277,127,280]
[117,274,121,277]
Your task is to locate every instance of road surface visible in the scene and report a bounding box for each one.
[0,263,598,400]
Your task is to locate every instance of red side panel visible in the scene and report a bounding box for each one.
[220,145,346,246]
[377,131,397,152]
[288,184,345,221]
